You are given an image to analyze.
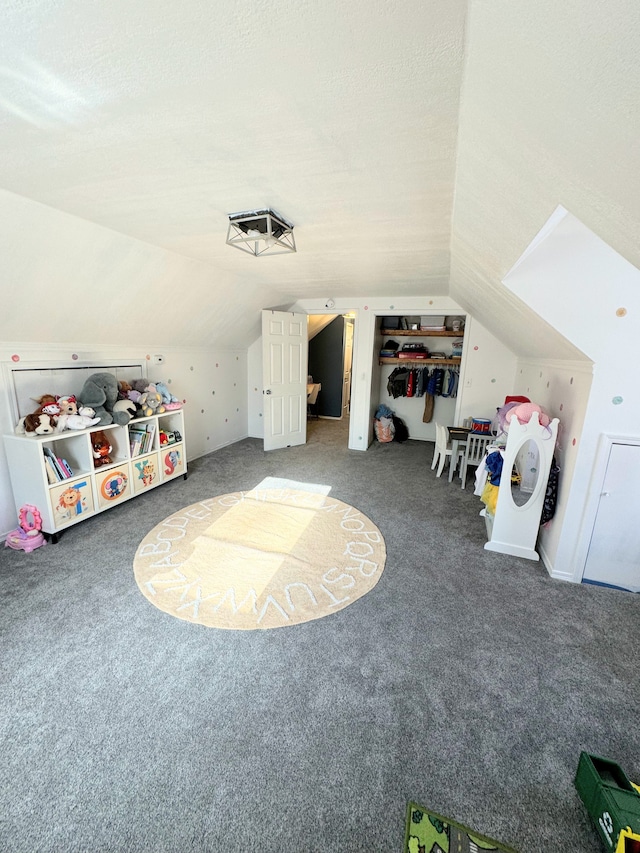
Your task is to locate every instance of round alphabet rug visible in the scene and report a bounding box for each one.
[133,488,386,629]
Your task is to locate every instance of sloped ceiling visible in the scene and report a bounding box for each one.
[1,0,638,353]
[451,1,640,360]
[307,315,337,341]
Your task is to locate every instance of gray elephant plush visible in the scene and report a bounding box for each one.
[78,372,132,426]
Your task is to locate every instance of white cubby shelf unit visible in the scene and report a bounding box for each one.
[4,409,187,541]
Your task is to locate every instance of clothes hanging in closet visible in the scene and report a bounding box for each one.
[422,393,434,423]
[387,366,459,401]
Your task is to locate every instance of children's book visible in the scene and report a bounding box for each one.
[58,457,73,478]
[44,456,58,484]
[143,422,156,453]
[129,427,146,457]
[43,447,65,480]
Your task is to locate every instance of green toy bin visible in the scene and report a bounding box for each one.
[575,752,640,850]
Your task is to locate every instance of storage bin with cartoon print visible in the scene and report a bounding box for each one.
[160,445,185,481]
[132,453,160,494]
[50,477,94,529]
[95,465,132,509]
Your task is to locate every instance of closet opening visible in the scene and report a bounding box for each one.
[372,312,465,451]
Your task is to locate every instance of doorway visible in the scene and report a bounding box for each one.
[307,313,355,444]
[259,309,357,452]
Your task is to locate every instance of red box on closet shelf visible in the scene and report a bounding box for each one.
[398,343,428,359]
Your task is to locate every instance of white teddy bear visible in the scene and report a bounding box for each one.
[56,406,101,432]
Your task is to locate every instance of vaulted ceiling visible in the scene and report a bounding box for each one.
[1,1,638,354]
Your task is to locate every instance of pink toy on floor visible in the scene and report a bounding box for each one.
[4,504,47,552]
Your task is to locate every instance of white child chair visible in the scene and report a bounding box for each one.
[460,433,492,489]
[431,422,465,478]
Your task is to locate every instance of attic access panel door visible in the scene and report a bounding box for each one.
[583,441,640,592]
[262,310,307,452]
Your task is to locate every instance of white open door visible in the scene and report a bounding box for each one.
[342,317,354,417]
[262,309,308,451]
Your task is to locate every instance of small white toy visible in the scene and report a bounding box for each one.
[56,406,101,432]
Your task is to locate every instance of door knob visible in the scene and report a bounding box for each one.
[265,389,271,395]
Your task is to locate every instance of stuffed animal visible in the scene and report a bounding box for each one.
[113,399,137,420]
[79,405,98,420]
[78,372,132,426]
[15,396,61,434]
[91,430,113,467]
[38,401,60,420]
[29,394,61,420]
[506,402,550,428]
[15,412,58,435]
[126,390,143,418]
[120,379,149,416]
[138,384,165,417]
[56,406,101,432]
[56,395,79,417]
[32,394,58,410]
[155,381,182,410]
[496,401,551,436]
[117,381,132,401]
[116,381,144,412]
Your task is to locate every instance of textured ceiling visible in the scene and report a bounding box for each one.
[2,0,638,355]
[0,0,466,303]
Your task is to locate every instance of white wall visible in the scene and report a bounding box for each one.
[0,342,246,538]
[503,209,640,583]
[0,189,282,352]
[455,315,518,427]
[511,358,593,578]
[446,0,640,586]
[0,191,256,540]
[247,338,263,439]
[146,346,247,460]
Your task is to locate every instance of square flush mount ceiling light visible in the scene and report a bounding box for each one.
[226,208,296,256]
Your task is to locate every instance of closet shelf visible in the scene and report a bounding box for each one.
[380,329,463,337]
[379,357,462,366]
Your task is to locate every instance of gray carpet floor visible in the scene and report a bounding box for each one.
[1,418,639,853]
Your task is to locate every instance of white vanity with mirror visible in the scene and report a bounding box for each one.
[481,411,559,561]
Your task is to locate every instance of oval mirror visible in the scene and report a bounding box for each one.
[511,439,540,508]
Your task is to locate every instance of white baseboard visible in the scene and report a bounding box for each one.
[539,540,578,583]
[188,434,249,461]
